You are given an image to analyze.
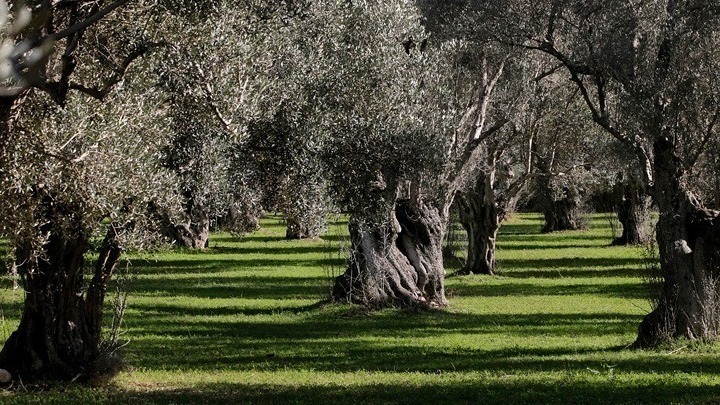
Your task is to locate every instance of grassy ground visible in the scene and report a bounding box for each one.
[1,214,720,404]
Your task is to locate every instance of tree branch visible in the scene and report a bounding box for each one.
[68,42,162,101]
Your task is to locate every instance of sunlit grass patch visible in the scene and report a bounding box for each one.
[2,213,719,404]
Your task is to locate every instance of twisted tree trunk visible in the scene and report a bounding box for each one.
[536,158,584,233]
[635,137,720,347]
[170,208,210,249]
[285,218,317,240]
[540,186,584,233]
[613,177,651,246]
[155,203,210,249]
[455,175,502,276]
[0,202,122,381]
[332,200,447,308]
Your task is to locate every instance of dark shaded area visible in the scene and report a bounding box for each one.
[451,281,647,299]
[1,376,715,404]
[122,309,646,373]
[131,275,328,300]
[112,380,720,405]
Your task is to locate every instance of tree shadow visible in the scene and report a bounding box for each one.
[500,257,645,271]
[107,378,717,405]
[121,310,649,374]
[208,245,340,255]
[130,275,330,300]
[450,280,648,299]
[130,257,344,274]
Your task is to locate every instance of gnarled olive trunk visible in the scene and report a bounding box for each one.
[613,178,651,246]
[635,138,720,347]
[0,221,122,381]
[155,204,210,249]
[285,218,318,240]
[171,208,210,249]
[540,186,584,233]
[332,200,447,308]
[455,182,502,276]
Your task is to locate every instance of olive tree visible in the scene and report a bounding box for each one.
[0,1,178,382]
[502,0,720,346]
[265,0,515,307]
[153,0,327,243]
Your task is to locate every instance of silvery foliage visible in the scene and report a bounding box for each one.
[153,1,310,231]
[0,1,54,94]
[278,0,461,227]
[0,2,181,251]
[499,0,720,192]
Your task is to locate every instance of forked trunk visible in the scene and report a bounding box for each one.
[332,200,447,308]
[0,222,122,381]
[613,179,651,246]
[455,189,501,276]
[635,138,720,347]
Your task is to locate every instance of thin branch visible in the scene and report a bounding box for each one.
[50,0,130,42]
[533,63,563,82]
[193,61,235,132]
[686,104,720,169]
[68,42,162,101]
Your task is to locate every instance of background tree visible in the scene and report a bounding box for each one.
[238,109,330,240]
[154,0,326,243]
[501,0,720,346]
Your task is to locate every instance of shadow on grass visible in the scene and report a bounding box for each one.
[501,234,612,243]
[131,257,345,274]
[500,267,644,279]
[107,378,717,405]
[131,275,330,300]
[209,245,340,255]
[122,310,651,373]
[500,257,644,271]
[450,280,648,299]
[498,243,613,250]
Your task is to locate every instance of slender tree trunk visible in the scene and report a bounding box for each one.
[635,137,720,347]
[0,214,122,381]
[613,177,651,246]
[332,200,447,308]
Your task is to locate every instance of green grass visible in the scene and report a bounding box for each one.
[2,213,720,404]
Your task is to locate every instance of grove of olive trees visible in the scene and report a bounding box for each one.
[2,0,720,388]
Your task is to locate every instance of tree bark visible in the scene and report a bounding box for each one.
[455,176,502,276]
[635,137,720,347]
[535,156,585,233]
[156,206,210,249]
[285,217,318,240]
[0,204,122,381]
[612,177,651,246]
[540,185,584,232]
[331,200,447,308]
[171,208,210,249]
